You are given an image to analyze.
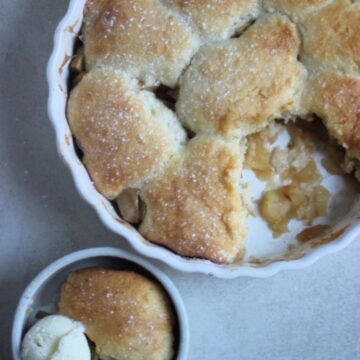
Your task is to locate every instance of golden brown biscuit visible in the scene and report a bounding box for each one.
[68,68,186,199]
[304,72,360,159]
[176,14,306,138]
[302,0,360,73]
[59,268,175,360]
[139,136,247,264]
[262,0,332,22]
[83,0,199,87]
[164,0,260,40]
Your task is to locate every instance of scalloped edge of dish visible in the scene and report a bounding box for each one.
[46,0,360,279]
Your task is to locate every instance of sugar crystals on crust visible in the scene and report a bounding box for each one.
[176,14,306,138]
[304,71,360,159]
[302,0,360,73]
[59,268,175,360]
[140,136,247,264]
[262,0,332,22]
[164,0,260,40]
[67,68,186,199]
[83,0,199,87]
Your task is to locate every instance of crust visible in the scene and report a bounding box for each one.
[302,0,360,73]
[176,14,306,137]
[262,0,332,22]
[164,0,260,40]
[68,68,185,199]
[59,268,175,360]
[305,71,360,159]
[139,136,247,264]
[83,0,199,87]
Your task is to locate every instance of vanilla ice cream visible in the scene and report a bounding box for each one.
[21,315,91,360]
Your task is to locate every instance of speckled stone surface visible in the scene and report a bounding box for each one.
[1,1,360,359]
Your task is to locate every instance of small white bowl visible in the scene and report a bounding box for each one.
[12,247,190,360]
[47,0,360,278]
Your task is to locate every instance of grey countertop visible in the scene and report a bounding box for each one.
[1,1,360,359]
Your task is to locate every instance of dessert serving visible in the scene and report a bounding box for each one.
[48,0,360,275]
[12,248,188,360]
[20,268,176,360]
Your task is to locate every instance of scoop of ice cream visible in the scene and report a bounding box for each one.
[21,315,91,360]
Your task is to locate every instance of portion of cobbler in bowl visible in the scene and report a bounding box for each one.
[66,0,360,265]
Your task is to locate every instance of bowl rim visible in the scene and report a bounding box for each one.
[46,0,360,279]
[12,247,190,360]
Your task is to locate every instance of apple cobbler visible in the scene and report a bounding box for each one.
[67,0,360,264]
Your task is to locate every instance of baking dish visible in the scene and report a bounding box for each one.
[47,0,360,278]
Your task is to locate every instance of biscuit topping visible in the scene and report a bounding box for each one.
[67,0,360,263]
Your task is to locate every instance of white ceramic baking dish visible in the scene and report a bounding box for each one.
[12,247,189,360]
[47,0,360,278]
